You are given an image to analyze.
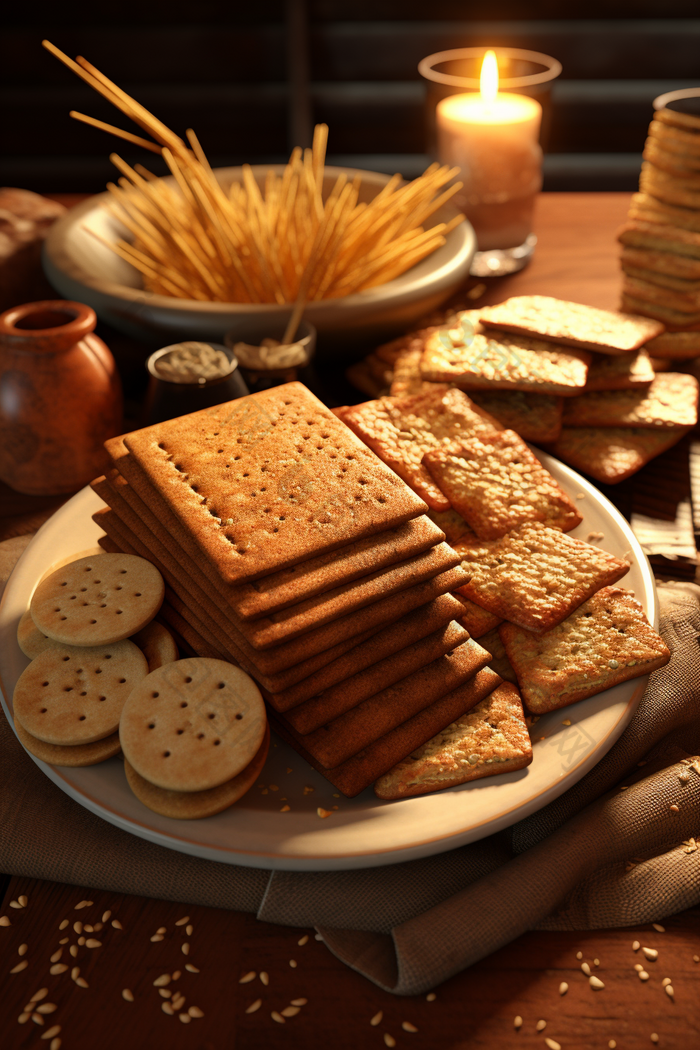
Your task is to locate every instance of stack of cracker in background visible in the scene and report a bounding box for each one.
[91,382,512,798]
[618,104,700,349]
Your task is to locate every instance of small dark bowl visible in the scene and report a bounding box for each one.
[144,342,249,424]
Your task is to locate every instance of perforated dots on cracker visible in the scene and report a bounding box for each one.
[31,553,164,646]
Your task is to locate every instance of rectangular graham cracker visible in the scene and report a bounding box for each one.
[479,295,663,354]
[477,628,518,684]
[420,321,591,396]
[268,593,466,709]
[643,331,700,359]
[458,600,503,639]
[584,348,655,391]
[543,426,692,485]
[454,521,630,633]
[422,430,582,539]
[342,386,504,511]
[284,619,470,733]
[284,637,491,768]
[468,390,563,444]
[499,586,671,714]
[269,667,502,797]
[102,449,444,618]
[122,381,428,584]
[374,682,531,798]
[561,373,699,429]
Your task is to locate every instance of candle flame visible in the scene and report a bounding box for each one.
[480,50,499,106]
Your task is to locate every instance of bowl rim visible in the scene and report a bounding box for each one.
[43,164,475,315]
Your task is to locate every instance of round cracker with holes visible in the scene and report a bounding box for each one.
[119,658,267,792]
[30,553,164,646]
[17,607,58,659]
[124,723,269,818]
[14,717,121,767]
[131,620,178,672]
[13,640,148,746]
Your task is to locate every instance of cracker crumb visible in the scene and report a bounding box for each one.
[536,1019,547,1031]
[581,962,591,976]
[271,1011,285,1024]
[122,989,134,1002]
[513,1015,522,1028]
[609,1041,617,1048]
[245,999,262,1014]
[426,993,437,1001]
[402,1021,419,1032]
[384,1035,396,1048]
[559,982,568,995]
[642,947,658,961]
[317,807,332,818]
[665,984,674,999]
[370,1012,383,1026]
[651,1034,659,1044]
[561,719,572,726]
[239,972,256,984]
[633,940,640,951]
[545,1040,561,1050]
[576,951,583,960]
[280,805,291,812]
[589,975,605,989]
[639,970,650,981]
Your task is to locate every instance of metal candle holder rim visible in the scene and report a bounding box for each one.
[418,47,562,90]
[653,86,700,110]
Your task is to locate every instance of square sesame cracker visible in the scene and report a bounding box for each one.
[457,599,503,639]
[342,386,503,511]
[584,348,655,391]
[421,318,590,395]
[468,390,563,444]
[389,342,433,395]
[122,382,427,585]
[454,522,630,633]
[422,430,582,539]
[374,682,531,798]
[427,508,476,544]
[479,295,663,354]
[499,586,670,713]
[545,426,692,484]
[562,373,698,429]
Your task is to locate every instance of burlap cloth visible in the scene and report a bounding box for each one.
[1,535,699,995]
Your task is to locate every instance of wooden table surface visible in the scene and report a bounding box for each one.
[2,193,699,1049]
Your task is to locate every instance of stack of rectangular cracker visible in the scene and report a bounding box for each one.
[345,294,699,486]
[91,381,505,797]
[618,103,700,345]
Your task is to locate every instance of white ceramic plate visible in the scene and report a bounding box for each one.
[0,454,655,872]
[42,165,476,347]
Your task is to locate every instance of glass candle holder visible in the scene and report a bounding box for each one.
[419,47,562,276]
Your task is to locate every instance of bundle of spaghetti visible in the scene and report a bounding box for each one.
[43,40,465,305]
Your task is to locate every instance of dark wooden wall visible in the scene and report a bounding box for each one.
[3,1,700,193]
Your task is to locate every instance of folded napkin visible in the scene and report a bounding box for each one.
[1,536,699,995]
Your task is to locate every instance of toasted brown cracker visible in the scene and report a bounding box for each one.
[562,373,698,429]
[620,292,700,328]
[499,586,670,713]
[374,682,531,798]
[289,637,491,768]
[342,386,503,511]
[421,323,590,395]
[546,426,691,484]
[478,295,663,354]
[655,107,700,135]
[458,599,502,639]
[644,141,700,178]
[14,718,121,768]
[622,263,700,295]
[623,273,700,312]
[269,667,502,797]
[644,330,700,358]
[639,164,700,210]
[284,619,471,735]
[648,118,700,157]
[423,430,582,539]
[270,593,465,709]
[124,724,270,819]
[427,509,476,544]
[454,522,630,632]
[618,219,700,260]
[390,343,432,395]
[477,628,518,684]
[584,348,655,391]
[468,390,563,444]
[621,246,700,281]
[131,620,178,671]
[123,382,427,585]
[17,608,56,659]
[628,192,700,234]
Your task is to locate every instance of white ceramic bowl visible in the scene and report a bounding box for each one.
[43,165,476,348]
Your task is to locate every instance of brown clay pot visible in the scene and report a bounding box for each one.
[0,300,123,495]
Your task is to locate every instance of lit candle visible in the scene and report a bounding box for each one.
[436,51,542,251]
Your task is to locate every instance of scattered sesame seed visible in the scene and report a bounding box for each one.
[594,958,600,967]
[77,936,85,946]
[157,926,167,934]
[36,1003,57,1015]
[370,1011,383,1026]
[633,940,640,951]
[122,989,134,1002]
[281,1006,301,1017]
[69,946,78,958]
[665,985,674,999]
[402,1021,419,1032]
[291,999,308,1006]
[49,949,62,965]
[545,1040,561,1050]
[188,1006,204,1018]
[271,1011,285,1024]
[159,989,171,999]
[559,982,568,995]
[185,964,199,973]
[181,943,190,955]
[315,933,323,941]
[50,1039,61,1050]
[576,951,583,960]
[0,916,11,926]
[32,1012,44,1025]
[18,943,28,956]
[590,976,605,990]
[49,964,68,976]
[536,1019,547,1031]
[642,947,658,961]
[245,999,262,1014]
[384,1035,396,1048]
[639,971,650,981]
[661,977,672,987]
[18,896,28,907]
[652,924,665,933]
[175,916,190,926]
[162,1002,174,1015]
[83,924,94,933]
[289,959,297,968]
[85,939,101,948]
[561,719,571,726]
[9,901,22,909]
[101,911,111,922]
[260,972,269,986]
[513,1015,522,1028]
[73,922,82,934]
[74,900,92,910]
[609,1041,617,1048]
[41,1025,61,1040]
[172,971,181,980]
[71,968,79,981]
[9,960,28,974]
[112,920,123,930]
[651,1035,659,1044]
[635,964,644,972]
[317,807,332,818]
[693,955,699,963]
[581,962,591,976]
[171,995,185,1011]
[153,974,171,987]
[298,935,309,946]
[239,971,256,983]
[179,1013,191,1024]
[58,920,68,930]
[186,924,193,936]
